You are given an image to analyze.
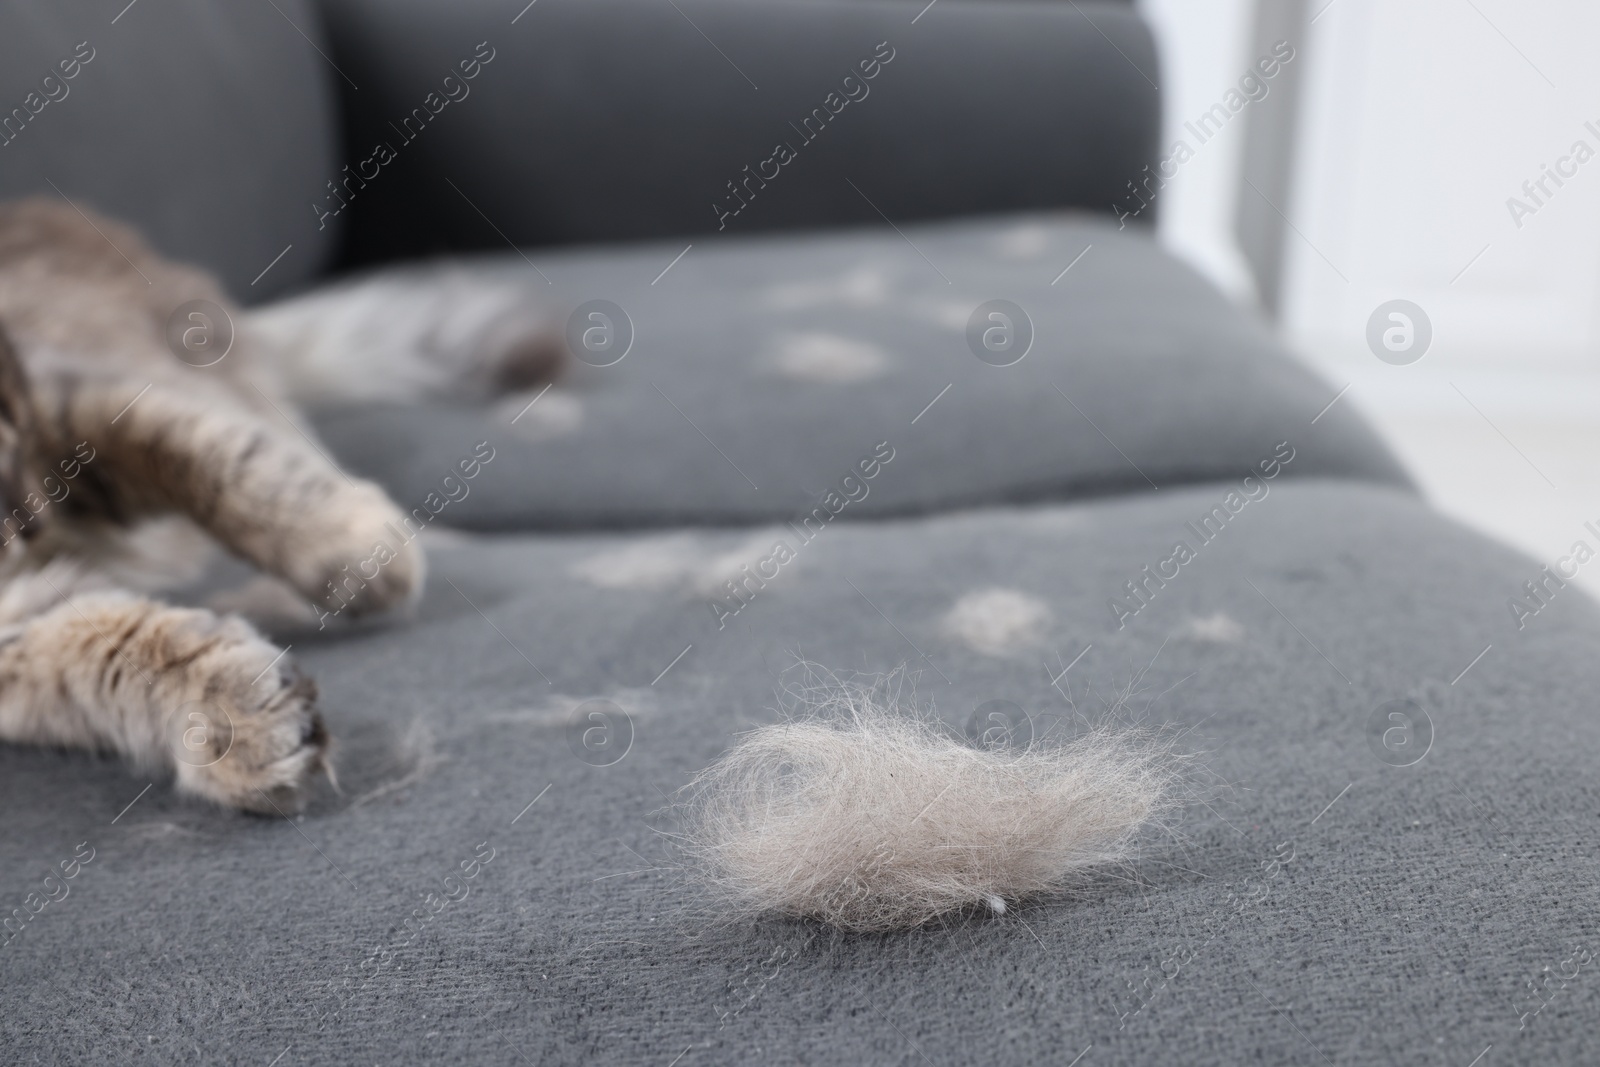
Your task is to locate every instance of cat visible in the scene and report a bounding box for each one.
[0,197,560,814]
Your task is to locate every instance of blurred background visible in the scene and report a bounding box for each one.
[6,0,1595,583]
[1141,0,1600,589]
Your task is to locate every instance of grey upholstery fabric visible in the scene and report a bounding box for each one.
[312,212,1414,529]
[0,0,341,301]
[2,480,1595,1064]
[313,0,1160,266]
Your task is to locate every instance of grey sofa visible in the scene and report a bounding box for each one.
[3,2,1597,1065]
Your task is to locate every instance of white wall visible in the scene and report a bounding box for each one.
[1136,0,1260,304]
[1139,0,1600,587]
[1285,0,1600,372]
[1141,0,1600,373]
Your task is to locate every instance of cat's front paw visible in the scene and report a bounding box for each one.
[170,627,330,813]
[285,480,427,622]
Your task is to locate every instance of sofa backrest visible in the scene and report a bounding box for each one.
[0,0,1158,295]
[0,0,341,302]
[315,0,1161,268]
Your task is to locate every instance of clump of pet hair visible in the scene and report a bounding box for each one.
[681,670,1185,932]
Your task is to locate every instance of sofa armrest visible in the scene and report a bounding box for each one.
[0,0,340,301]
[316,0,1160,264]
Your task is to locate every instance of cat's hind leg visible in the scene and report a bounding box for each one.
[0,567,329,812]
[246,268,564,405]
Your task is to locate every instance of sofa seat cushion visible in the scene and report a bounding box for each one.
[3,479,1593,1064]
[309,212,1413,530]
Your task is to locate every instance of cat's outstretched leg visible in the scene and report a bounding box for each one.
[0,569,328,812]
[35,373,424,619]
